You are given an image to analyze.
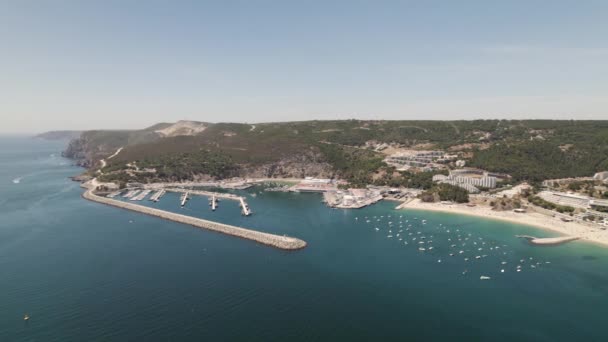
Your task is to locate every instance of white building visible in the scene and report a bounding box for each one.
[594,172,608,183]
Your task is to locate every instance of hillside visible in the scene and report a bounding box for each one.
[63,120,608,185]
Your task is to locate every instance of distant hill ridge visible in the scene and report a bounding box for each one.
[55,119,608,185]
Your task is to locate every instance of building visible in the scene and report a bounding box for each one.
[440,179,480,193]
[450,175,497,189]
[385,150,447,171]
[431,168,504,193]
[432,174,448,182]
[291,178,337,193]
[594,172,608,183]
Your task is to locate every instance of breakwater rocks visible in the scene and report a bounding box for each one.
[516,235,580,246]
[82,189,307,250]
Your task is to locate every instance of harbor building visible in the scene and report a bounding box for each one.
[290,178,338,193]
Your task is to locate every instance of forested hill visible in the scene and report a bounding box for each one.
[58,120,608,184]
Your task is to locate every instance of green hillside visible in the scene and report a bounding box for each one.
[65,120,608,184]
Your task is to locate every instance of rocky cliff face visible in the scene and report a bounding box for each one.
[62,135,90,167]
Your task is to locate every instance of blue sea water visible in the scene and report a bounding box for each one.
[1,136,608,341]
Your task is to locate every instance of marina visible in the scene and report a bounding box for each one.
[130,189,151,201]
[82,186,306,250]
[149,189,166,202]
[166,187,253,216]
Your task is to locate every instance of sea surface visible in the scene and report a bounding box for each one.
[2,136,608,341]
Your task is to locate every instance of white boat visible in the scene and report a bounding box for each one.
[480,276,491,280]
[418,247,426,251]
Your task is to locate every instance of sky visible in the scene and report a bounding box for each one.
[1,0,607,133]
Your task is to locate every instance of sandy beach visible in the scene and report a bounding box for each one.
[400,199,608,247]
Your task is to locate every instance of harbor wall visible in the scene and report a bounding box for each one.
[82,189,307,250]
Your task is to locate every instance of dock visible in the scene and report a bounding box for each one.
[106,190,122,198]
[131,189,151,201]
[180,191,189,207]
[516,235,580,245]
[210,195,217,211]
[167,188,252,215]
[239,197,252,216]
[166,188,242,201]
[123,189,139,199]
[149,189,165,202]
[82,187,306,250]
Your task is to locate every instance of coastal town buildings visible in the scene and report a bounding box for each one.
[384,150,456,172]
[432,168,506,193]
[538,191,608,219]
[323,188,383,209]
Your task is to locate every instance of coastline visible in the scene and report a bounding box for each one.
[399,199,608,247]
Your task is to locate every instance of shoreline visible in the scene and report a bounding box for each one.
[398,199,608,247]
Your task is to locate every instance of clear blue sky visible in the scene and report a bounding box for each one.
[1,0,607,133]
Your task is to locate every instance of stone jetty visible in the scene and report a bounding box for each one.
[83,188,307,250]
[516,235,580,246]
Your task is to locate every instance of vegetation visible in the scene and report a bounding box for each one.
[99,150,236,183]
[65,120,608,184]
[316,143,385,187]
[528,195,575,213]
[420,183,469,203]
[370,169,448,189]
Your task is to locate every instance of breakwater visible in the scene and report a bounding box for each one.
[516,235,580,245]
[82,188,307,250]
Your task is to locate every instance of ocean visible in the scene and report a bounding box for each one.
[1,136,608,341]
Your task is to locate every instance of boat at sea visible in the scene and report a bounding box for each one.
[480,276,491,280]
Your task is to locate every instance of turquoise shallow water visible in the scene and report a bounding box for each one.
[2,136,608,341]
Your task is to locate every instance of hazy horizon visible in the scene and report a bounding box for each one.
[2,1,607,133]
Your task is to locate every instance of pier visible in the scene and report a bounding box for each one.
[107,190,122,198]
[149,189,165,202]
[82,187,306,250]
[239,197,252,216]
[180,191,189,207]
[131,189,151,201]
[166,188,242,201]
[167,188,252,216]
[516,235,580,246]
[123,189,139,199]
[210,195,217,211]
